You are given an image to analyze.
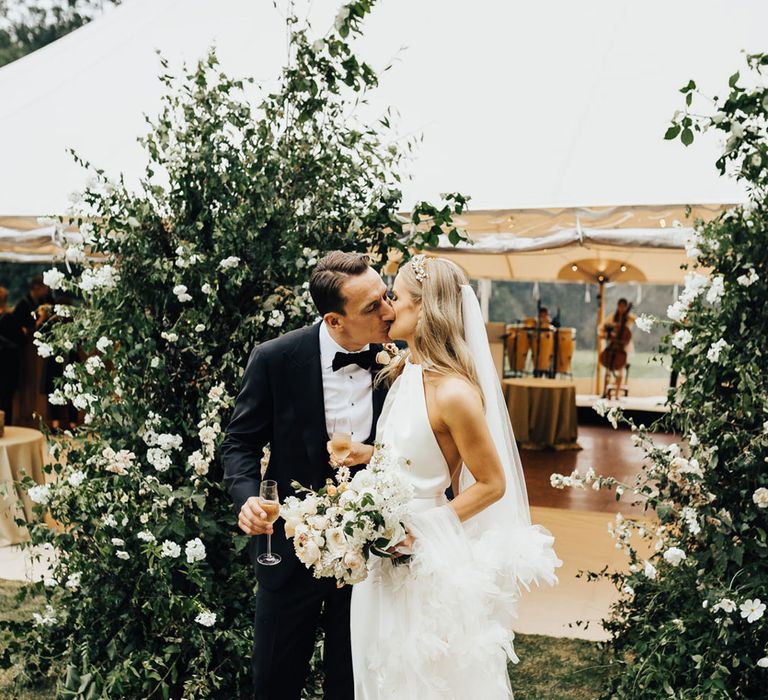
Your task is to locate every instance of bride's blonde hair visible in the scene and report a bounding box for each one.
[379,256,482,399]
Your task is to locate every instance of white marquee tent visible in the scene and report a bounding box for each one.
[0,0,765,263]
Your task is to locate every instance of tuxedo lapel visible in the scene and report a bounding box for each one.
[288,324,327,474]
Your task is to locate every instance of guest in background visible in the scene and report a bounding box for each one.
[537,306,552,327]
[0,287,23,424]
[12,275,52,336]
[11,276,53,426]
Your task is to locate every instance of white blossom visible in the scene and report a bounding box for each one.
[96,336,112,353]
[116,550,130,560]
[65,572,81,590]
[667,301,687,323]
[752,488,768,509]
[160,540,181,558]
[137,530,156,543]
[712,598,737,614]
[592,399,610,417]
[185,538,207,563]
[34,340,54,358]
[173,284,192,303]
[48,389,66,406]
[160,331,178,343]
[740,599,766,624]
[195,610,217,627]
[267,309,285,328]
[758,657,768,668]
[218,256,241,270]
[737,268,759,287]
[156,433,183,452]
[706,276,725,304]
[28,484,51,505]
[188,450,210,476]
[635,315,654,333]
[111,537,125,547]
[706,338,729,363]
[147,447,172,473]
[32,605,58,627]
[79,265,118,293]
[102,513,118,527]
[643,561,657,580]
[201,283,213,294]
[67,470,86,487]
[671,329,693,350]
[43,268,65,290]
[85,355,104,375]
[194,323,206,332]
[663,547,687,566]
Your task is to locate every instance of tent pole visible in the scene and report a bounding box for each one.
[595,280,605,395]
[478,278,491,322]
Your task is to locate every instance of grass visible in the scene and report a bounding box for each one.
[0,579,611,699]
[513,633,611,699]
[0,579,55,699]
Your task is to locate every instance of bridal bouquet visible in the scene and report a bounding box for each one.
[281,445,413,585]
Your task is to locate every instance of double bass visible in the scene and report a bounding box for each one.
[600,302,633,371]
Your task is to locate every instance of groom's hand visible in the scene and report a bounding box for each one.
[238,497,273,536]
[327,441,374,468]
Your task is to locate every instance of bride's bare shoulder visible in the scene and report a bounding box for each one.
[431,373,483,416]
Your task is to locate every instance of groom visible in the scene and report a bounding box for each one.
[222,251,395,700]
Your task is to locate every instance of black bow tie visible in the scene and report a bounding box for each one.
[332,349,375,372]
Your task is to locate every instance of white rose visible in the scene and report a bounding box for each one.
[635,315,654,333]
[297,538,321,566]
[43,268,65,290]
[325,527,348,556]
[173,284,192,302]
[195,610,217,627]
[706,338,729,363]
[28,484,51,505]
[752,488,768,508]
[218,256,241,270]
[67,470,86,487]
[671,329,693,350]
[643,561,657,580]
[663,547,687,566]
[185,537,207,563]
[160,540,181,558]
[666,301,687,323]
[758,657,768,668]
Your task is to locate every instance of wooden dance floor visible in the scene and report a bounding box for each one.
[514,425,674,640]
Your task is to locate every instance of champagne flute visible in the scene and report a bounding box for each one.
[257,480,281,566]
[330,415,352,466]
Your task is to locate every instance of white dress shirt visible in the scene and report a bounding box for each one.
[319,322,374,442]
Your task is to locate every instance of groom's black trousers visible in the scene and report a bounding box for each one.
[252,563,353,700]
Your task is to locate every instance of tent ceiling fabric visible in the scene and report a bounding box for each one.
[1,0,764,220]
[426,203,730,284]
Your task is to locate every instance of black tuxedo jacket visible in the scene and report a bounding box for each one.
[222,323,388,590]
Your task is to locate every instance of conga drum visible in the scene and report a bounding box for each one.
[531,325,555,374]
[505,323,530,374]
[556,327,576,375]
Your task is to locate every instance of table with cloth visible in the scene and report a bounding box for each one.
[502,378,581,450]
[0,426,48,547]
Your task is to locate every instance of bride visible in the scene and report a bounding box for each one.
[350,255,561,699]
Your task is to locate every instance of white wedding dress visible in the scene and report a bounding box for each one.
[350,351,561,699]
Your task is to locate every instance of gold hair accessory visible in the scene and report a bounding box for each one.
[410,254,428,282]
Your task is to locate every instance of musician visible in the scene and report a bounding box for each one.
[599,298,635,397]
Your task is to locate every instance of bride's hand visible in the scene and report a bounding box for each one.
[388,531,415,557]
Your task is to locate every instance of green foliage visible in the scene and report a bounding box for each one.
[563,53,768,698]
[0,4,467,698]
[0,1,121,68]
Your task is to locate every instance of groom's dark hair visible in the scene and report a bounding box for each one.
[310,251,371,315]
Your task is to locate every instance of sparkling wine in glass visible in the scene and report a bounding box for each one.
[330,415,352,465]
[257,480,281,566]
